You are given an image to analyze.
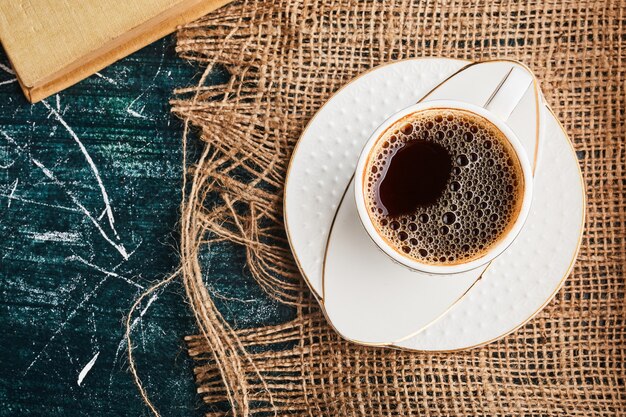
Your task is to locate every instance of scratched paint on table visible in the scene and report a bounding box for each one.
[0,36,294,416]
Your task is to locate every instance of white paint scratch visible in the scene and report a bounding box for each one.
[0,159,15,169]
[41,99,121,241]
[55,95,61,112]
[0,193,80,212]
[24,257,128,375]
[124,43,165,121]
[77,352,100,386]
[114,292,159,356]
[1,138,17,169]
[27,230,80,242]
[24,276,106,375]
[7,178,18,207]
[67,255,144,289]
[0,78,17,86]
[109,281,169,394]
[63,344,76,366]
[0,63,15,74]
[0,130,129,259]
[94,72,118,85]
[31,157,129,259]
[89,311,98,347]
[126,108,149,120]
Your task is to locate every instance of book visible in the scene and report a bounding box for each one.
[0,0,232,102]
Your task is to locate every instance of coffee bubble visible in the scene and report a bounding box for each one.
[364,108,524,265]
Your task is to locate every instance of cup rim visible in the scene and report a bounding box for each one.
[354,100,534,275]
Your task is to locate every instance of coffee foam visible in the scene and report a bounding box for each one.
[364,108,524,265]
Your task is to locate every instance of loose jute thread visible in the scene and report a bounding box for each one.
[127,58,277,417]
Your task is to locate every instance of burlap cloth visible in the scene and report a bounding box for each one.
[169,1,625,415]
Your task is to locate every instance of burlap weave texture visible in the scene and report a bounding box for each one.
[171,0,625,415]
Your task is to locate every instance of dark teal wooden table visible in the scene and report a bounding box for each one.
[0,36,293,416]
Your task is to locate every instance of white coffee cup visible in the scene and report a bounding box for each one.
[354,79,534,275]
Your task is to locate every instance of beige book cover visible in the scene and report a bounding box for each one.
[0,0,231,102]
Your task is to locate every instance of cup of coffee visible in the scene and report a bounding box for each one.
[354,97,533,274]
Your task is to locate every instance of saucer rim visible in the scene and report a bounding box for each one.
[283,58,585,351]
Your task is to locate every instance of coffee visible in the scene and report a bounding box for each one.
[363,108,524,265]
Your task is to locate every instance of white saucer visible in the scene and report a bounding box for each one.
[322,62,539,345]
[284,58,584,350]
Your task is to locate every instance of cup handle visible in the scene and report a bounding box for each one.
[483,66,533,121]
